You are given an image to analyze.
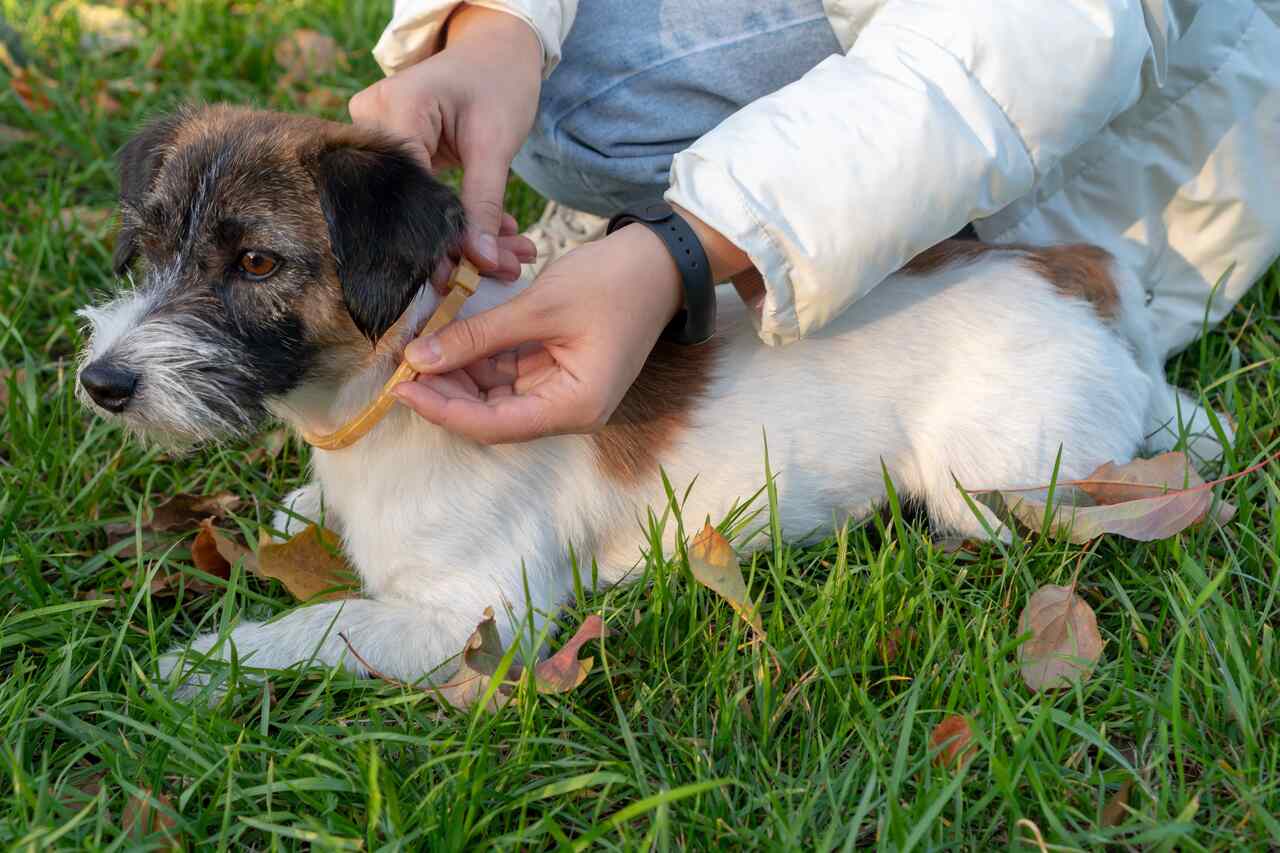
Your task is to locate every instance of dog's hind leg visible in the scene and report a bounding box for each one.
[158,597,514,700]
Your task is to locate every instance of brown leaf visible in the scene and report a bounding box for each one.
[146,491,241,533]
[880,627,916,664]
[1017,584,1103,691]
[688,521,764,637]
[122,787,180,846]
[533,614,609,693]
[274,29,346,88]
[53,767,108,810]
[1077,453,1202,504]
[190,518,254,580]
[0,124,38,147]
[435,606,513,710]
[1101,779,1134,827]
[253,523,357,601]
[78,5,147,54]
[357,608,609,711]
[10,72,52,112]
[930,714,977,770]
[998,452,1236,544]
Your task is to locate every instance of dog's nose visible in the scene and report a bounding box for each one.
[80,362,138,413]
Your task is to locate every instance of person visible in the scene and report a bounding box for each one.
[350,0,1280,446]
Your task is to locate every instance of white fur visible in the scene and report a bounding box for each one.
[111,253,1227,696]
[78,267,257,444]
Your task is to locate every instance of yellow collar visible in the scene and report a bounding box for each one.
[301,259,481,451]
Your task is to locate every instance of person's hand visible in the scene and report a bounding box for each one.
[391,224,685,443]
[349,6,541,279]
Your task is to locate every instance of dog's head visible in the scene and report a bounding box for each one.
[77,104,464,443]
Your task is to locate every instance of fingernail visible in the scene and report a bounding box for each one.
[405,335,442,369]
[473,232,499,266]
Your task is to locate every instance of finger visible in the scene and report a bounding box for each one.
[499,213,519,236]
[349,84,437,170]
[392,380,559,444]
[459,154,513,272]
[464,348,520,390]
[501,233,538,262]
[403,292,552,375]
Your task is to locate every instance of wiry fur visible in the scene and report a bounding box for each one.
[77,106,1231,699]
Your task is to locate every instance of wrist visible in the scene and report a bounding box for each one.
[444,5,542,71]
[669,203,752,283]
[608,224,684,324]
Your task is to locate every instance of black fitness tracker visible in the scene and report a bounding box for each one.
[606,201,716,345]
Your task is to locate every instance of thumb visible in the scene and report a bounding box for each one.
[404,293,548,375]
[459,153,511,272]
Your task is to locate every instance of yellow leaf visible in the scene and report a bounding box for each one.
[688,521,763,637]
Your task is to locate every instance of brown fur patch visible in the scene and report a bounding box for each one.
[901,239,1120,318]
[591,338,722,484]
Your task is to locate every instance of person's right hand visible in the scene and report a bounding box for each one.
[349,5,542,280]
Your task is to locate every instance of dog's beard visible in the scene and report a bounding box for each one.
[78,292,264,447]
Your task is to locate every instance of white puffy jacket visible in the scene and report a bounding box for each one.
[374,0,1280,358]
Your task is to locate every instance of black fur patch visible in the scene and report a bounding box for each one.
[113,111,185,275]
[314,140,464,342]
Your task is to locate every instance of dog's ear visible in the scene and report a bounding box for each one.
[113,111,185,276]
[314,138,465,342]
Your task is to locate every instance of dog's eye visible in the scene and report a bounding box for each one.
[238,251,278,280]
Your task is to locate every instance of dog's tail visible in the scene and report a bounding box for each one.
[1106,263,1234,465]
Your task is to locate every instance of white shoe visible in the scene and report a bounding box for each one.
[522,201,609,277]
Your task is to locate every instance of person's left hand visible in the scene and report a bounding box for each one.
[392,223,684,443]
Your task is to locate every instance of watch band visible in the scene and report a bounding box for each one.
[606,201,716,345]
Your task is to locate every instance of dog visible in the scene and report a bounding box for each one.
[78,105,1228,694]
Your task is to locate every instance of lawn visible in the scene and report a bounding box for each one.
[2,1,1279,849]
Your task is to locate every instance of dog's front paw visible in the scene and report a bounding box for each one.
[157,636,224,702]
[270,482,333,541]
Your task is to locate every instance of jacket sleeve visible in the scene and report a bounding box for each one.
[665,0,1171,345]
[372,0,578,78]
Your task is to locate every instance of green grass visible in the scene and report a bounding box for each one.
[3,1,1279,849]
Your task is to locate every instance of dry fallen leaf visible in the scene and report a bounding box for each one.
[254,523,358,601]
[688,520,764,637]
[880,627,915,664]
[1017,584,1103,691]
[1101,779,1135,827]
[1078,454,1201,504]
[435,606,512,710]
[9,71,52,112]
[930,714,977,770]
[110,491,242,536]
[190,518,254,579]
[997,452,1236,544]
[78,5,147,54]
[533,614,608,693]
[349,607,609,711]
[274,29,346,88]
[122,787,179,846]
